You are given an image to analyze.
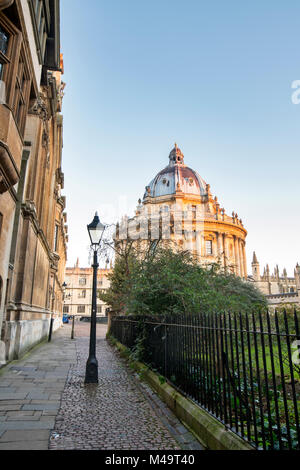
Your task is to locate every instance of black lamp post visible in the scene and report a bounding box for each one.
[84,212,106,384]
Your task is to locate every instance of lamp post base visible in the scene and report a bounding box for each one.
[84,356,98,384]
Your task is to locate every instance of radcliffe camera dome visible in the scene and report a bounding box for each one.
[143,144,207,200]
[119,143,248,280]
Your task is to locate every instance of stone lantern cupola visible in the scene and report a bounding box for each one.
[169,143,185,166]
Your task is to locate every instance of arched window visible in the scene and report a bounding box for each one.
[205,240,213,255]
[0,24,9,81]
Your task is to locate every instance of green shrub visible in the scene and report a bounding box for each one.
[100,247,267,315]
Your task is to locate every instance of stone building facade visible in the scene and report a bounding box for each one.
[0,0,67,363]
[249,252,300,308]
[115,145,248,277]
[64,260,111,318]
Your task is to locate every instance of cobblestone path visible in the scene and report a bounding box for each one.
[0,322,202,450]
[49,323,201,450]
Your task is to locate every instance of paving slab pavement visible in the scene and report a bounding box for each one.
[0,326,76,450]
[0,322,203,451]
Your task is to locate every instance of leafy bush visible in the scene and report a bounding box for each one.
[100,246,267,315]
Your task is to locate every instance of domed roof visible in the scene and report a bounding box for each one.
[143,144,207,200]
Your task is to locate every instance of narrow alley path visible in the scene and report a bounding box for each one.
[0,323,202,451]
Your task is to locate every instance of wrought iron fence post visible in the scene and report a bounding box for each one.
[108,310,300,451]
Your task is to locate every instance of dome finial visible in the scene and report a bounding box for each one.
[169,143,184,165]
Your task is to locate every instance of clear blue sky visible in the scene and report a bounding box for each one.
[61,0,300,276]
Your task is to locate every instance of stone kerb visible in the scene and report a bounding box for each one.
[108,335,254,451]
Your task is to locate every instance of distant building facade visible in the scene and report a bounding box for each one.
[249,252,300,308]
[0,0,67,363]
[115,145,248,278]
[64,260,111,318]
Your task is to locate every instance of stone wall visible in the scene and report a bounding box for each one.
[3,314,62,362]
[0,3,67,364]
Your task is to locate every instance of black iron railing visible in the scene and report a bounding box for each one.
[110,310,300,450]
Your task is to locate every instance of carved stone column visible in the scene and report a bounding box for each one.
[200,233,205,258]
[242,241,247,278]
[223,234,228,270]
[212,235,218,259]
[217,232,223,267]
[195,231,202,258]
[234,236,240,276]
[238,239,244,278]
